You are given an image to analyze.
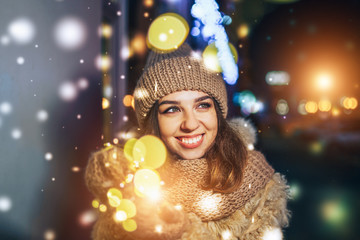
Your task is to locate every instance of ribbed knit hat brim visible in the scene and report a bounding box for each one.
[134,43,228,128]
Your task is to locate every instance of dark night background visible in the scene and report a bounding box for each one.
[0,0,359,239]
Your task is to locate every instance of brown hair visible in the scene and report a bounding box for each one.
[141,99,248,193]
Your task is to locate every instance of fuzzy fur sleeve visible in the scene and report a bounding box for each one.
[180,173,290,240]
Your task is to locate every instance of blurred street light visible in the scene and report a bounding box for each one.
[316,73,333,91]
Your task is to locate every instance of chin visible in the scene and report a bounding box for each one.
[178,151,205,160]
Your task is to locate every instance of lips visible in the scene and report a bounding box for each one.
[176,134,204,149]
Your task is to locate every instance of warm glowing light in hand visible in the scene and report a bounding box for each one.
[134,169,161,197]
[114,210,127,222]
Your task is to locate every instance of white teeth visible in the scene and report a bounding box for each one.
[180,135,202,144]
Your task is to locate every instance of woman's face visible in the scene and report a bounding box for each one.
[157,90,218,160]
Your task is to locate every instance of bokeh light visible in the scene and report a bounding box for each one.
[134,169,161,197]
[43,229,56,240]
[107,188,123,207]
[233,90,261,115]
[122,219,137,232]
[59,81,78,102]
[131,33,146,56]
[103,85,113,98]
[36,110,49,122]
[147,13,189,52]
[124,138,137,162]
[78,210,97,227]
[1,35,10,45]
[321,199,348,226]
[318,99,332,112]
[77,78,89,90]
[0,196,12,212]
[133,135,167,169]
[99,204,107,212]
[123,95,134,107]
[342,97,357,110]
[143,0,154,7]
[44,152,53,161]
[17,56,25,65]
[298,100,308,115]
[114,210,127,222]
[95,55,112,72]
[203,42,238,73]
[309,141,324,154]
[92,199,100,208]
[155,224,163,233]
[198,194,220,213]
[8,18,35,44]
[0,102,12,115]
[265,71,290,85]
[101,24,113,38]
[331,107,341,117]
[276,99,289,115]
[102,98,110,109]
[237,24,249,39]
[262,227,282,240]
[289,182,302,200]
[305,101,318,114]
[54,17,87,50]
[11,128,22,139]
[315,73,333,91]
[221,230,233,240]
[116,199,136,218]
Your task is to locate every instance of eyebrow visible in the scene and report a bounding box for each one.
[158,95,211,106]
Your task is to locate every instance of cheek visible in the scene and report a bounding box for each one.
[157,116,173,139]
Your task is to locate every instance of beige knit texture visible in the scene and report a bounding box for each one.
[133,43,228,128]
[161,150,274,221]
[180,173,290,240]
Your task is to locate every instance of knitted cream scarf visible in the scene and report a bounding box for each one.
[161,150,274,221]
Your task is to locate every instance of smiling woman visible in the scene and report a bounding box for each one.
[85,42,290,240]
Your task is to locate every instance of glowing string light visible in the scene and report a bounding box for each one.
[191,0,238,85]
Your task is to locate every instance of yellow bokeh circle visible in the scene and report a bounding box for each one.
[305,101,318,114]
[92,199,100,208]
[318,99,332,112]
[107,188,123,207]
[116,199,137,218]
[147,13,189,52]
[124,138,138,162]
[134,169,161,197]
[133,135,167,169]
[122,219,137,232]
[202,42,238,72]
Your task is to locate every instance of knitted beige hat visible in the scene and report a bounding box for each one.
[133,43,228,128]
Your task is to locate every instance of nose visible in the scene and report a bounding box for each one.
[180,111,200,132]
